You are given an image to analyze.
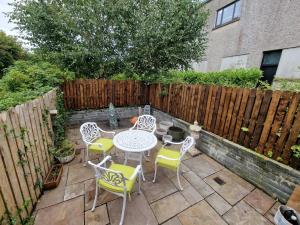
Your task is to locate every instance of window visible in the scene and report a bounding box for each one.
[215,1,241,28]
[260,50,282,84]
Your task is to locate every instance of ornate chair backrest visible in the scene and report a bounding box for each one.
[180,136,194,158]
[134,115,156,133]
[80,122,101,144]
[88,161,127,193]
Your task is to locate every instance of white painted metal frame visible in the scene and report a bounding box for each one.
[113,130,157,181]
[80,122,115,165]
[153,136,194,190]
[130,115,157,156]
[88,156,141,225]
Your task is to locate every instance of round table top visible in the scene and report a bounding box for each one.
[113,130,157,152]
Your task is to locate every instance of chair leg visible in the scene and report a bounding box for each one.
[152,163,157,183]
[177,166,183,191]
[92,182,99,212]
[147,150,150,157]
[84,146,89,166]
[119,194,127,225]
[138,170,141,194]
[103,152,106,167]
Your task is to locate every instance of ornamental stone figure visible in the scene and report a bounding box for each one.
[109,103,118,128]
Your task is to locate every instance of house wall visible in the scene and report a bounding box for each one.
[193,0,300,79]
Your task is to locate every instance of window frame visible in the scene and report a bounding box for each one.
[214,0,241,29]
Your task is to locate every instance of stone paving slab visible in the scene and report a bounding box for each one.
[204,170,254,205]
[162,216,182,225]
[244,188,276,215]
[223,200,273,225]
[265,201,281,224]
[67,163,94,185]
[36,186,65,210]
[206,192,232,216]
[183,155,223,178]
[85,204,109,225]
[178,200,227,225]
[142,172,178,203]
[108,192,158,225]
[35,196,84,225]
[64,182,85,201]
[170,175,203,205]
[183,171,214,198]
[150,192,190,224]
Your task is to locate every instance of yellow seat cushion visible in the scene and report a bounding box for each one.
[89,138,113,153]
[156,147,181,170]
[99,163,137,193]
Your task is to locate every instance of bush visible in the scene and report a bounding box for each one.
[0,60,74,111]
[109,68,262,88]
[274,79,300,92]
[0,31,26,78]
[164,68,262,87]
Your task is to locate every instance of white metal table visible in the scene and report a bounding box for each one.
[113,130,157,180]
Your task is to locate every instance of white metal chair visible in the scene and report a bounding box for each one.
[88,156,141,225]
[130,115,157,157]
[80,122,115,165]
[153,136,194,190]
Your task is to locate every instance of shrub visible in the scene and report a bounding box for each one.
[109,68,262,88]
[164,68,262,87]
[0,60,74,111]
[0,31,26,78]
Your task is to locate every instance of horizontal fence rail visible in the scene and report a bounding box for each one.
[0,90,56,223]
[62,80,300,169]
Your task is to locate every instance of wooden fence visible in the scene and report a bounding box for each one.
[0,90,56,223]
[62,79,149,109]
[62,80,300,167]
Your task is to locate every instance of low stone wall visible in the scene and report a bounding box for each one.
[197,130,300,203]
[67,107,300,203]
[67,107,139,125]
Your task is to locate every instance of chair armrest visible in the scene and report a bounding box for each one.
[156,155,179,161]
[96,155,112,167]
[163,140,184,148]
[129,165,142,180]
[99,128,116,137]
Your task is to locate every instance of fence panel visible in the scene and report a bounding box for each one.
[0,90,56,221]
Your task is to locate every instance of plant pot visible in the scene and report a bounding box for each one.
[155,128,168,140]
[44,164,63,190]
[55,150,75,164]
[274,205,300,225]
[159,121,173,130]
[168,126,184,142]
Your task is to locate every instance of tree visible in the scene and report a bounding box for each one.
[0,31,25,78]
[10,0,208,79]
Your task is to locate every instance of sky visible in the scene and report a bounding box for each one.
[0,0,18,36]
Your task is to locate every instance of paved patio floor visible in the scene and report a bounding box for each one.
[34,121,280,225]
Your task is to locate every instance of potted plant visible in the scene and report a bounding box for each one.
[52,139,75,164]
[44,164,63,190]
[290,145,300,169]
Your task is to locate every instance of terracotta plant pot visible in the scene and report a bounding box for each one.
[168,126,184,142]
[44,164,63,190]
[130,116,138,125]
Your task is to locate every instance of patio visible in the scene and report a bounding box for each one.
[33,121,278,225]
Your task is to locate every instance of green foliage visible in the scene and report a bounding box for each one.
[274,78,300,92]
[0,60,74,111]
[10,0,208,78]
[267,150,273,158]
[0,31,25,78]
[162,68,262,87]
[110,68,262,87]
[53,90,67,147]
[51,139,74,158]
[291,145,300,159]
[241,127,249,132]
